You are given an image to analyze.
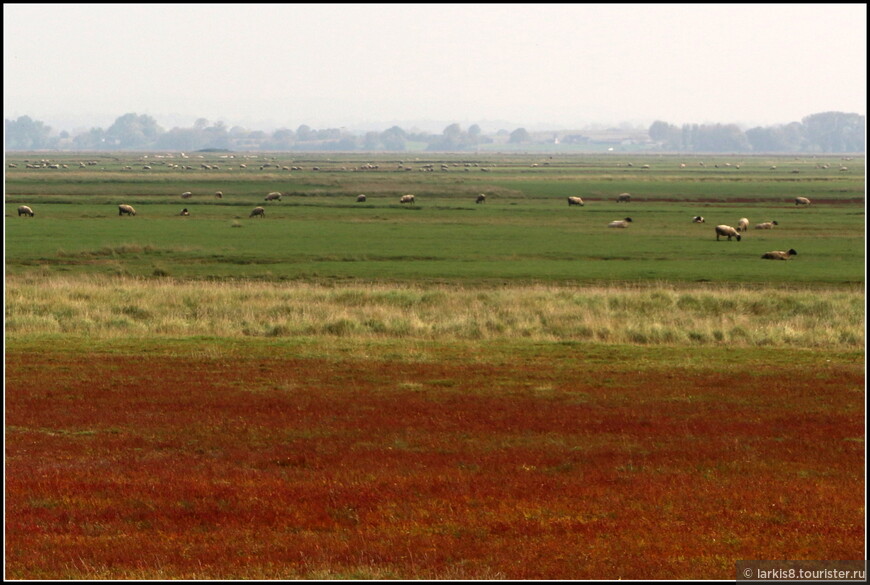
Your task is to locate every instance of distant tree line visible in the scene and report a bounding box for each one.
[5,111,865,153]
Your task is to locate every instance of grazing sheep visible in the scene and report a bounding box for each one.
[400,194,415,204]
[264,192,282,201]
[754,221,779,229]
[692,215,705,223]
[118,204,137,216]
[567,196,584,206]
[180,208,190,216]
[616,193,631,203]
[215,191,223,199]
[608,217,633,228]
[17,205,34,217]
[181,191,193,199]
[715,225,741,241]
[476,194,486,204]
[794,196,811,206]
[761,249,797,260]
[249,206,265,218]
[356,194,367,203]
[737,218,749,232]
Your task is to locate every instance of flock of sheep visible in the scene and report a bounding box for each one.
[16,191,811,261]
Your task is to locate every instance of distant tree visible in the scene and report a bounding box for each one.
[105,113,163,149]
[468,124,482,138]
[296,124,314,141]
[802,111,865,153]
[5,115,55,150]
[509,127,531,143]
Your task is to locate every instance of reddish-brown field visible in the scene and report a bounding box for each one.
[5,343,865,580]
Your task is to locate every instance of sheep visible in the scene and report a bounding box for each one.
[737,218,749,232]
[264,192,282,201]
[215,191,223,199]
[118,204,137,216]
[608,217,633,228]
[17,205,34,217]
[180,208,190,216]
[567,196,584,206]
[181,191,193,199]
[754,221,779,230]
[794,196,811,206]
[616,193,631,203]
[400,194,415,204]
[356,194,367,203]
[761,249,797,260]
[715,225,741,241]
[476,194,487,204]
[692,215,705,223]
[249,206,265,218]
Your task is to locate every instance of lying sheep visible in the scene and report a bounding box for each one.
[692,215,705,223]
[17,205,34,217]
[476,194,486,204]
[400,194,415,204]
[356,194,367,202]
[180,208,190,216]
[215,191,223,199]
[181,191,193,199]
[118,204,137,216]
[608,217,633,228]
[567,196,584,206]
[616,193,631,203]
[737,218,749,232]
[264,192,282,201]
[794,196,811,206]
[249,206,265,218]
[715,225,741,241]
[754,220,779,229]
[761,249,797,260]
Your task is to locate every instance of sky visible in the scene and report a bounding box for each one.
[3,3,866,134]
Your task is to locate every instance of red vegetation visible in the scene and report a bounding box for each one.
[5,349,864,579]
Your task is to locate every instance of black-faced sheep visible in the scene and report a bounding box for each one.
[215,191,223,199]
[794,196,811,206]
[761,249,797,260]
[400,194,415,204]
[356,194,367,202]
[118,204,137,216]
[692,215,705,223]
[616,193,631,203]
[264,192,282,201]
[180,208,190,216]
[737,218,749,232]
[249,206,265,218]
[754,221,779,230]
[567,196,584,206]
[715,225,741,241]
[608,217,633,228]
[476,194,486,204]
[17,205,34,217]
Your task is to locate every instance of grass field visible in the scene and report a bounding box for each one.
[4,152,866,579]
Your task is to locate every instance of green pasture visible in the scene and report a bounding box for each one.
[5,153,864,285]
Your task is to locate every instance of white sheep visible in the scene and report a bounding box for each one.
[215,191,223,199]
[608,217,633,228]
[400,194,415,204]
[761,249,797,260]
[794,196,811,206]
[249,206,265,218]
[754,221,778,230]
[715,225,741,241]
[180,208,190,216]
[616,193,631,203]
[567,196,584,206]
[17,205,34,217]
[118,204,137,216]
[264,192,282,201]
[737,218,749,232]
[692,215,705,223]
[476,194,486,204]
[181,191,193,199]
[356,194,367,202]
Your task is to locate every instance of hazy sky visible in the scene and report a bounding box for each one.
[4,3,866,133]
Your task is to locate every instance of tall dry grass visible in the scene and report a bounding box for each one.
[4,273,864,349]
